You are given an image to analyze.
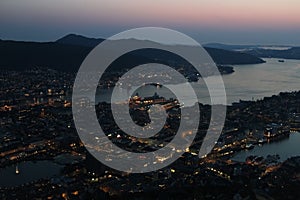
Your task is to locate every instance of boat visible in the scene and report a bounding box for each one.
[278,59,285,63]
[149,83,162,88]
[258,139,266,144]
[245,144,254,150]
[15,165,20,175]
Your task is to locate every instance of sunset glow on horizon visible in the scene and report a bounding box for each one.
[1,0,300,44]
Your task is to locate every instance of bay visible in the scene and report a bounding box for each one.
[95,58,300,105]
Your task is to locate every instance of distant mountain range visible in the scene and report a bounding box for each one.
[56,34,104,47]
[203,43,261,51]
[0,34,265,72]
[244,47,300,60]
[204,43,300,60]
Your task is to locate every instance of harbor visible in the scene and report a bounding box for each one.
[231,131,300,162]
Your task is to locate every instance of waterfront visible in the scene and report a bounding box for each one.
[232,132,300,162]
[95,58,300,105]
[0,63,300,199]
[0,161,62,187]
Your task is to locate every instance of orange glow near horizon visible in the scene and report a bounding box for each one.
[79,0,300,29]
[1,0,300,43]
[107,0,300,29]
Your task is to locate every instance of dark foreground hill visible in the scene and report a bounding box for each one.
[0,34,265,72]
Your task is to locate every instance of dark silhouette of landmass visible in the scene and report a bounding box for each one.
[56,34,104,47]
[0,34,265,72]
[203,43,260,51]
[244,47,300,60]
[204,43,300,60]
[204,48,264,65]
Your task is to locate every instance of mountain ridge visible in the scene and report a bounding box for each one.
[203,43,300,60]
[0,34,265,72]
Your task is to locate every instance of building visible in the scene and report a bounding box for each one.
[264,123,289,138]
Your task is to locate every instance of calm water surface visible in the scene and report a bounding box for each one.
[232,132,300,162]
[95,58,300,105]
[0,161,62,187]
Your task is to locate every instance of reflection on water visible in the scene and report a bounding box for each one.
[96,58,300,105]
[0,161,62,187]
[232,132,300,162]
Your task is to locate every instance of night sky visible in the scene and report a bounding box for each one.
[1,0,300,45]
